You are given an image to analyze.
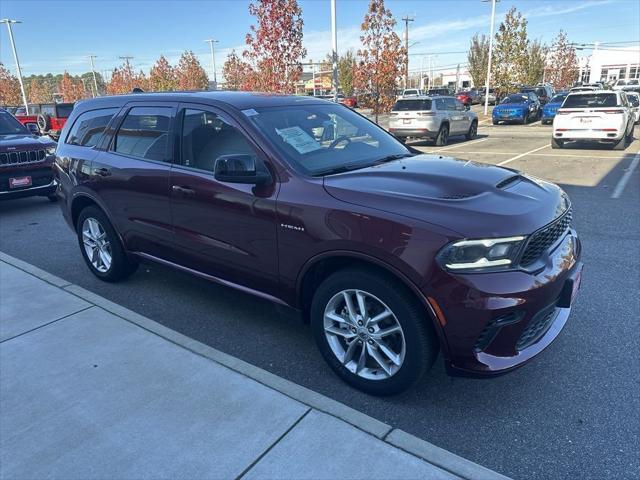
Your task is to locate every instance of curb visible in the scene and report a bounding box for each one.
[0,251,511,480]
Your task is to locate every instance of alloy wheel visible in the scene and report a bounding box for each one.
[323,289,406,380]
[81,217,112,273]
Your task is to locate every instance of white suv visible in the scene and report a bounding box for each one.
[552,90,635,150]
[388,96,478,146]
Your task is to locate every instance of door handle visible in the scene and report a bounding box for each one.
[172,185,195,196]
[94,167,111,177]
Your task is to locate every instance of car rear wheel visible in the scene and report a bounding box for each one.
[36,114,50,133]
[435,124,449,146]
[465,121,477,140]
[76,206,137,282]
[311,268,438,395]
[551,137,564,149]
[492,119,499,125]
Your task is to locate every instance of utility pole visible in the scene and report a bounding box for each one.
[330,0,339,102]
[402,15,414,90]
[204,38,219,90]
[483,0,498,115]
[119,56,134,67]
[1,19,29,114]
[88,55,99,97]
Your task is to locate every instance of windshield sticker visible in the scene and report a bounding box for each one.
[275,126,321,154]
[241,108,259,117]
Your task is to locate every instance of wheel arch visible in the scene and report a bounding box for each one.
[296,251,450,358]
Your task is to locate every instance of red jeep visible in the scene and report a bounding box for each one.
[14,103,74,141]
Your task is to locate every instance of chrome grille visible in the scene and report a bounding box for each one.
[520,208,573,267]
[0,149,47,167]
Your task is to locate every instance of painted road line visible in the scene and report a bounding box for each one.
[429,137,490,153]
[611,150,640,199]
[498,144,549,166]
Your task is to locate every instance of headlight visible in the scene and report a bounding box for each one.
[46,146,56,156]
[437,236,526,272]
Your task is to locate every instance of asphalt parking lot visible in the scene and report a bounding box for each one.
[1,122,638,480]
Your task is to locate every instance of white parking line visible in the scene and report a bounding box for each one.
[425,137,489,153]
[416,150,625,160]
[498,144,549,166]
[611,150,640,199]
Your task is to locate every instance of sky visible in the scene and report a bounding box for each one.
[1,0,639,80]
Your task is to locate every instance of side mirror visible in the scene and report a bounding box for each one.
[26,123,41,136]
[214,154,271,185]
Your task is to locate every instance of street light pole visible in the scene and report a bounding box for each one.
[402,15,414,90]
[1,19,29,114]
[330,0,338,102]
[204,39,219,90]
[483,0,498,115]
[88,55,99,97]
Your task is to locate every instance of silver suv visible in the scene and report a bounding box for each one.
[388,96,478,145]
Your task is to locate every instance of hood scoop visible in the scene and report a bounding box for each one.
[496,174,523,189]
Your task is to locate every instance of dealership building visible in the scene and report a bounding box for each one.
[578,46,640,84]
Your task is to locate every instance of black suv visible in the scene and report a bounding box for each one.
[520,85,554,105]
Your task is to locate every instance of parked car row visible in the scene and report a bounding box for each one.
[4,102,74,140]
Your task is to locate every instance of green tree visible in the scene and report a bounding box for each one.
[524,40,547,86]
[467,33,490,88]
[493,7,529,94]
[338,50,356,96]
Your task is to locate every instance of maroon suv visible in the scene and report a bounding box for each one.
[55,92,583,395]
[0,109,57,201]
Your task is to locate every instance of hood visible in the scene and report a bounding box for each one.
[494,103,528,110]
[0,134,55,152]
[323,155,569,238]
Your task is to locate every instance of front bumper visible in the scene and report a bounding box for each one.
[0,164,56,200]
[492,110,526,122]
[427,229,582,376]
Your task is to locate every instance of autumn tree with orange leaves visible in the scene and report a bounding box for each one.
[175,51,209,90]
[148,55,177,91]
[242,0,306,93]
[222,50,252,91]
[355,0,404,116]
[59,72,85,102]
[547,30,578,90]
[28,78,52,103]
[0,63,22,106]
[107,61,148,95]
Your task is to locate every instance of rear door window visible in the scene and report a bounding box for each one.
[392,99,432,111]
[66,108,119,147]
[444,98,457,110]
[114,106,173,162]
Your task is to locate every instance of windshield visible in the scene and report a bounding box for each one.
[563,93,618,108]
[0,111,28,135]
[247,103,411,176]
[393,99,432,111]
[501,94,528,104]
[550,94,567,103]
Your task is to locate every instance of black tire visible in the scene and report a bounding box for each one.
[435,124,449,146]
[76,206,137,282]
[492,119,499,125]
[613,133,628,150]
[37,114,50,132]
[551,137,564,149]
[310,268,438,395]
[465,120,478,140]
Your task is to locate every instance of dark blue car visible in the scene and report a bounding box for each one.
[492,92,541,125]
[541,93,568,125]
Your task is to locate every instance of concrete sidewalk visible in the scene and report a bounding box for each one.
[0,253,510,480]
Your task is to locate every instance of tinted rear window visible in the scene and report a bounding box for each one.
[550,94,567,103]
[563,93,618,108]
[66,108,119,147]
[114,106,172,161]
[55,104,74,118]
[392,99,432,111]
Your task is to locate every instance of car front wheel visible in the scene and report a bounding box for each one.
[311,268,438,395]
[466,120,478,140]
[76,206,137,282]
